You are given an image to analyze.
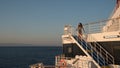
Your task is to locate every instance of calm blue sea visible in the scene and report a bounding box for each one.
[0,46,62,68]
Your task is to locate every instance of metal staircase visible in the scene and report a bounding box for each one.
[63,17,117,67]
[72,35,114,67]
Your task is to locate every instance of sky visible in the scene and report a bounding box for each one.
[0,0,116,46]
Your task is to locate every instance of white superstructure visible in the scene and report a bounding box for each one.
[60,0,120,68]
[30,0,120,68]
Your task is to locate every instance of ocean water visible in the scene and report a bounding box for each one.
[0,46,62,68]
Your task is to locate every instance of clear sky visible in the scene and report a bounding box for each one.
[0,0,116,46]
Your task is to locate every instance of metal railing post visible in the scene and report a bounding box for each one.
[119,17,120,30]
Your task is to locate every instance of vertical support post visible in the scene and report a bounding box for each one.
[91,46,93,58]
[119,17,120,30]
[88,23,90,34]
[97,52,99,65]
[106,52,108,65]
[100,46,102,57]
[99,21,103,32]
[55,56,58,66]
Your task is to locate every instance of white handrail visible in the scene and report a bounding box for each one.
[86,35,114,64]
[70,35,101,68]
[83,17,120,34]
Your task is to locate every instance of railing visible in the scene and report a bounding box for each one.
[71,36,101,68]
[63,25,114,66]
[55,55,92,68]
[63,17,120,35]
[62,17,118,66]
[83,21,106,34]
[88,41,114,65]
[55,55,74,68]
[83,17,120,34]
[73,36,114,66]
[64,25,77,35]
[63,24,114,61]
[89,42,114,64]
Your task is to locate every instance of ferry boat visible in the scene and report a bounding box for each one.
[30,0,120,68]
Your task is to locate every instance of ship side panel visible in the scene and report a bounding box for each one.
[89,41,120,65]
[98,41,120,65]
[63,43,86,58]
[87,31,120,64]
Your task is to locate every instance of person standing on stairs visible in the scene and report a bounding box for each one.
[77,23,85,40]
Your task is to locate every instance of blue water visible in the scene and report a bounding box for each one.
[0,46,62,68]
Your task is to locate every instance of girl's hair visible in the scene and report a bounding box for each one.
[78,23,83,28]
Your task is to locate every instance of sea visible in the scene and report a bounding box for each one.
[0,45,62,68]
